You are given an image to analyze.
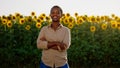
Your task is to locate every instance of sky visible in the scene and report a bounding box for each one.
[0,0,120,16]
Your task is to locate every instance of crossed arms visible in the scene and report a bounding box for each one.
[39,37,67,51]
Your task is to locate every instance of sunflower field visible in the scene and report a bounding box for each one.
[0,12,120,68]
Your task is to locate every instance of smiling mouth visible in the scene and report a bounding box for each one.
[52,16,58,21]
[53,16,58,19]
[52,16,59,22]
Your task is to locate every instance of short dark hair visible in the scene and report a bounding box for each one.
[50,5,63,14]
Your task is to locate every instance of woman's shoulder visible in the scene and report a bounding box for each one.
[41,25,48,30]
[62,25,69,29]
[62,26,70,34]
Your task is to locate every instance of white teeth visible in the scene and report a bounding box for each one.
[53,16,57,18]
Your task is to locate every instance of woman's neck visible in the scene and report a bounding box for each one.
[51,22,60,30]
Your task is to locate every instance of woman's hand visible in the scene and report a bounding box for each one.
[40,37,46,41]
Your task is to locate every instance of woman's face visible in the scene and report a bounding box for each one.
[50,7,62,22]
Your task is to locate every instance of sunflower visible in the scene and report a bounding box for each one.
[63,18,69,24]
[117,22,120,30]
[89,16,96,23]
[37,18,42,23]
[100,16,105,22]
[82,16,87,22]
[2,19,7,25]
[116,18,120,22]
[76,17,84,25]
[68,23,74,29]
[90,26,96,32]
[7,20,12,28]
[74,12,78,17]
[68,17,74,23]
[45,16,51,22]
[27,17,32,22]
[12,16,16,20]
[101,23,107,30]
[15,13,21,18]
[19,18,25,25]
[25,25,31,30]
[36,22,42,29]
[114,16,119,20]
[111,14,115,18]
[41,13,46,17]
[7,16,12,20]
[96,16,101,23]
[31,11,36,16]
[33,16,37,21]
[2,15,7,19]
[65,13,70,18]
[38,16,44,23]
[111,21,117,29]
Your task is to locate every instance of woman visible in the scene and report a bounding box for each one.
[37,5,71,68]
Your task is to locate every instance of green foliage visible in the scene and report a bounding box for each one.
[0,20,120,68]
[68,22,120,67]
[0,21,42,68]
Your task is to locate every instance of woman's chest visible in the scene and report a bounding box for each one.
[44,29,65,42]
